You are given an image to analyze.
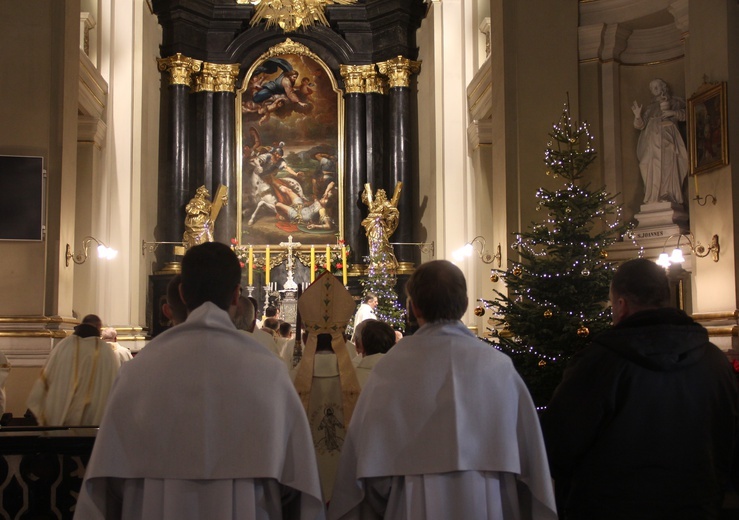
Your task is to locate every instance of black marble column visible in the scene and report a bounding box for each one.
[213,90,237,243]
[386,85,414,265]
[344,92,367,264]
[365,91,385,195]
[166,83,191,244]
[157,54,201,249]
[192,90,214,193]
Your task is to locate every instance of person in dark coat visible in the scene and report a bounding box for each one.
[541,258,739,520]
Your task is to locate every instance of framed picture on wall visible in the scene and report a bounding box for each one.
[687,81,729,175]
[236,38,344,247]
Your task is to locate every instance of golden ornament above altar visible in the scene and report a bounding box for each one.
[238,0,358,33]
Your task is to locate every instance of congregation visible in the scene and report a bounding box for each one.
[20,243,739,519]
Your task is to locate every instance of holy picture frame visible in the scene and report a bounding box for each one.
[687,81,729,175]
[235,39,345,247]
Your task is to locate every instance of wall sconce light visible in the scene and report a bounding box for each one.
[65,236,118,267]
[655,233,720,268]
[452,236,502,267]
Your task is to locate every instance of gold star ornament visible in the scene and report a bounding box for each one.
[239,0,358,32]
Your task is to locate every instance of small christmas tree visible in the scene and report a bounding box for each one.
[358,250,406,333]
[480,97,632,408]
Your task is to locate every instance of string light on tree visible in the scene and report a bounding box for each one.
[478,96,633,408]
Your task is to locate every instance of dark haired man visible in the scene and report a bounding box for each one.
[353,320,395,388]
[542,258,739,519]
[76,242,324,519]
[330,260,556,519]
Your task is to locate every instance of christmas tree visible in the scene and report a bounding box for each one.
[479,98,632,408]
[357,250,406,333]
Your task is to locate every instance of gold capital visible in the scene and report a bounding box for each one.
[157,53,203,88]
[195,63,240,93]
[363,65,385,95]
[340,64,368,94]
[377,56,421,88]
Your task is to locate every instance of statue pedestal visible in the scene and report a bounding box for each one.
[633,202,689,247]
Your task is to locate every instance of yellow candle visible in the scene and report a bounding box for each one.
[326,245,331,271]
[248,245,253,286]
[310,246,315,283]
[342,245,348,285]
[265,245,270,285]
[694,174,699,196]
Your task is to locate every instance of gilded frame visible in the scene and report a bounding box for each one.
[688,82,729,175]
[235,39,345,246]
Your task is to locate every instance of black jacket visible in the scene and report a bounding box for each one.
[541,308,739,520]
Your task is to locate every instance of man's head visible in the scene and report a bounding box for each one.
[101,327,117,342]
[263,317,280,334]
[363,292,378,309]
[361,320,396,356]
[180,242,242,312]
[82,314,103,331]
[247,297,260,332]
[279,321,292,338]
[231,295,255,331]
[265,306,279,318]
[610,258,671,325]
[163,274,188,325]
[353,319,371,354]
[406,260,468,324]
[74,314,103,338]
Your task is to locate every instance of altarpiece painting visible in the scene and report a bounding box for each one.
[237,40,344,247]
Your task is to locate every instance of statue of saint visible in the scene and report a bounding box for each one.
[631,78,689,205]
[361,183,402,269]
[183,186,214,249]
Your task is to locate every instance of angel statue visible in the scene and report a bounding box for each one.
[361,182,403,269]
[183,185,228,249]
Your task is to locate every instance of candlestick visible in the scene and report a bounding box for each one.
[310,246,315,283]
[326,244,331,272]
[248,245,253,286]
[694,173,699,196]
[265,245,270,285]
[342,245,348,285]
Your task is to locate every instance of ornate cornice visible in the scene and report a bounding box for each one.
[262,38,321,61]
[376,56,421,88]
[157,53,203,87]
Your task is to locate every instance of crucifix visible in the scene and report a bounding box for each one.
[279,235,301,291]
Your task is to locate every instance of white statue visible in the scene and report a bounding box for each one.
[631,78,689,205]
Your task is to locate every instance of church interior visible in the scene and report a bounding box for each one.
[1,0,739,512]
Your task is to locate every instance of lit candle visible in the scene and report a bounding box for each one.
[265,245,270,285]
[326,244,331,272]
[342,245,348,285]
[310,246,315,283]
[248,245,253,286]
[694,174,699,196]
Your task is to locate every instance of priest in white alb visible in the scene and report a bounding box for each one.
[27,314,120,426]
[329,260,557,520]
[74,242,325,520]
